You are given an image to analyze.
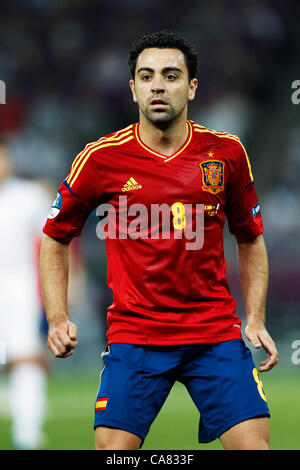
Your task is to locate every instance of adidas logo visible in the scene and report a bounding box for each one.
[122,177,142,192]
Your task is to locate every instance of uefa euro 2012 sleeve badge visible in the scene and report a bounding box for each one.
[199,160,225,194]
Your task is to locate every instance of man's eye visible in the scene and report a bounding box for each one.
[166,74,177,80]
[141,75,151,80]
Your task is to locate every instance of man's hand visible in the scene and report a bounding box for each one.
[245,323,279,372]
[47,318,78,358]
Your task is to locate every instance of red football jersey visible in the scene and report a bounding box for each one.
[43,120,264,345]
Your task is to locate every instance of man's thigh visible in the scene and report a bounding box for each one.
[179,339,270,444]
[93,344,178,445]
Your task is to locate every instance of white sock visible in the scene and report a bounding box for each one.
[8,363,47,449]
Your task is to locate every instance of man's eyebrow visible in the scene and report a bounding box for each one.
[136,67,154,74]
[136,66,183,74]
[162,67,183,74]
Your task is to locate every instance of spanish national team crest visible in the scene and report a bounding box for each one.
[199,160,225,194]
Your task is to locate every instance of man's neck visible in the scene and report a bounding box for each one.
[138,114,189,157]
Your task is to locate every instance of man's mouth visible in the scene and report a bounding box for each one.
[150,99,168,108]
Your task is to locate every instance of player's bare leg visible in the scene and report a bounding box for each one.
[95,426,142,450]
[219,417,270,450]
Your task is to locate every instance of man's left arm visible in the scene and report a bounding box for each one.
[237,233,279,372]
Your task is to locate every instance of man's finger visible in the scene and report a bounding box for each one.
[246,330,262,348]
[48,337,75,358]
[65,350,74,357]
[260,354,278,372]
[257,331,277,354]
[49,331,76,356]
[68,322,77,341]
[51,330,65,346]
[60,335,78,349]
[59,349,74,359]
[257,334,279,371]
[258,329,275,345]
[57,330,77,349]
[48,337,64,357]
[252,338,262,349]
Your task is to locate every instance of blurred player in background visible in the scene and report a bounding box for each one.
[0,139,52,449]
[0,139,86,449]
[40,31,279,450]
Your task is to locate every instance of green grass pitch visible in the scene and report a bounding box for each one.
[0,370,299,450]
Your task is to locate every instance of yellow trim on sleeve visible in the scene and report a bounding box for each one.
[68,135,134,187]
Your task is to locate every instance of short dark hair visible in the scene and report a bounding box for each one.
[128,30,198,81]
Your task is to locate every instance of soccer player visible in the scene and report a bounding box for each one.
[0,140,51,449]
[40,30,279,450]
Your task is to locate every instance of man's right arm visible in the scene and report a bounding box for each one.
[40,234,78,358]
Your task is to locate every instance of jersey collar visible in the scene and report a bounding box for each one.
[134,120,193,163]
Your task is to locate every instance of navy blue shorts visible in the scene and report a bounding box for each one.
[93,339,270,444]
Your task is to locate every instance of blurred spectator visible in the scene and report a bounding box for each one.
[0,139,51,449]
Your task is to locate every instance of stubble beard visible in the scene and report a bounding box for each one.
[140,102,184,129]
[144,108,175,124]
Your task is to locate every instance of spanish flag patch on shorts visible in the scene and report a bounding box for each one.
[95,397,108,411]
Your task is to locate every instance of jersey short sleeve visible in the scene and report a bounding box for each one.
[225,141,263,241]
[43,148,99,243]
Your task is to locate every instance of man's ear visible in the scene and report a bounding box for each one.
[129,79,137,103]
[188,78,198,101]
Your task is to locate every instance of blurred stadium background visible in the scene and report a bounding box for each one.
[0,0,299,450]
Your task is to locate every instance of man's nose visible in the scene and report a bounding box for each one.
[151,75,165,93]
